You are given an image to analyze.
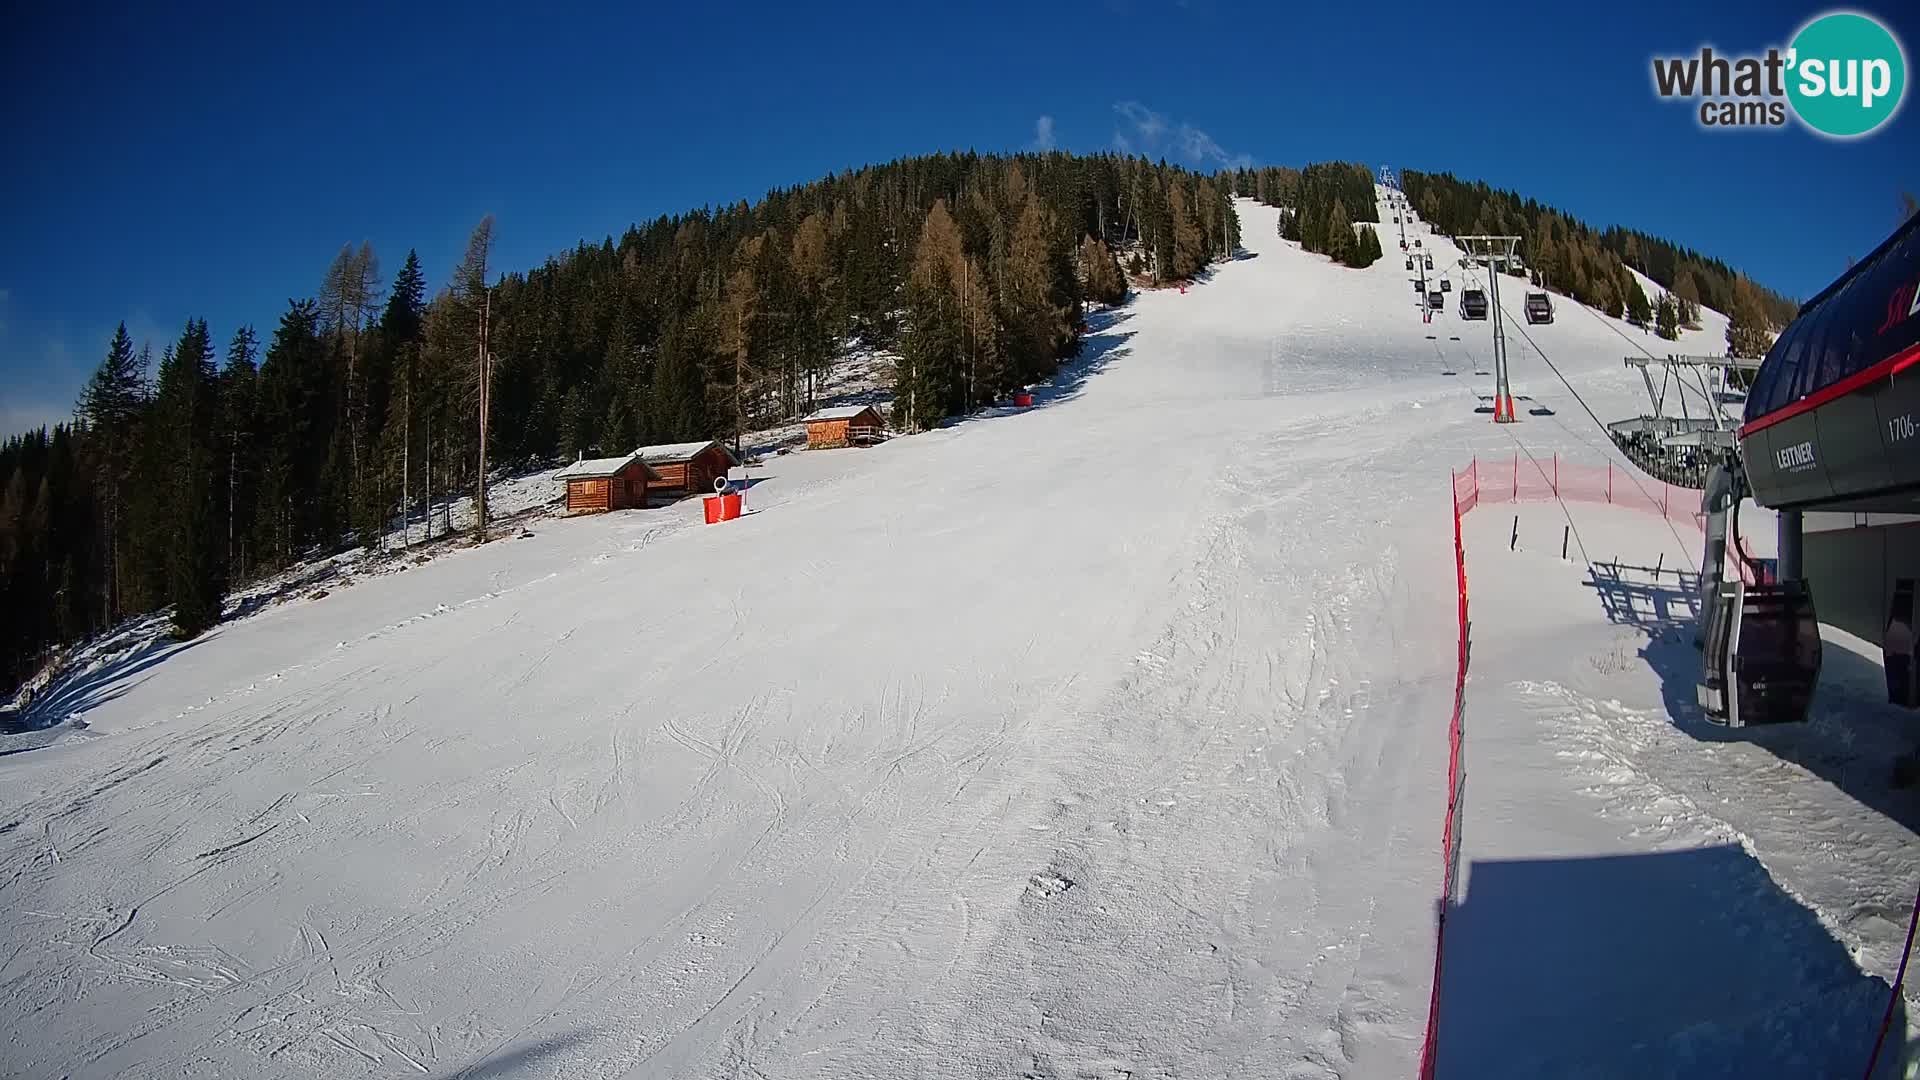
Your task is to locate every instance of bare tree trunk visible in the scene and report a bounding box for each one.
[227,436,236,569]
[402,384,410,547]
[475,290,491,542]
[347,330,359,487]
[105,499,117,626]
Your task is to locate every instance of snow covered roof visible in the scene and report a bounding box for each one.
[804,405,881,422]
[635,440,738,465]
[554,452,649,480]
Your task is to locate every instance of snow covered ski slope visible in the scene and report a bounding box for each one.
[2,196,1911,1078]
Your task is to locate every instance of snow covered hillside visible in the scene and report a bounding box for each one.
[1,195,1911,1079]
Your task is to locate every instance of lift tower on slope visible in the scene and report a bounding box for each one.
[1457,235,1523,422]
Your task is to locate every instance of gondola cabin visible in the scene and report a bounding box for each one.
[637,440,739,496]
[1739,210,1920,653]
[555,452,652,514]
[803,405,887,449]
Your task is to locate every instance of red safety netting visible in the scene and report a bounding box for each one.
[1421,469,1474,1079]
[1422,455,1771,1076]
[1460,454,1705,532]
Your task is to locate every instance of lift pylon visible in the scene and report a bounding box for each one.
[1457,235,1522,423]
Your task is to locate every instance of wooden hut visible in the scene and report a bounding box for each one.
[555,452,653,514]
[636,440,739,496]
[803,405,886,450]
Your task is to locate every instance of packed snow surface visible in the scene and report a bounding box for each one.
[2,196,1913,1078]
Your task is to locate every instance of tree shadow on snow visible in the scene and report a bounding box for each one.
[5,621,214,746]
[429,1031,598,1079]
[936,312,1135,431]
[1437,846,1908,1078]
[1583,559,1920,836]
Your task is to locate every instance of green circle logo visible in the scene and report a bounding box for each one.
[1787,12,1906,137]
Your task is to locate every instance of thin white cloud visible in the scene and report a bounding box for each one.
[1,398,73,435]
[1111,100,1252,169]
[1032,115,1057,151]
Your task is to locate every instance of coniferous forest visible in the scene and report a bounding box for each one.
[1226,163,1383,267]
[2,151,1239,692]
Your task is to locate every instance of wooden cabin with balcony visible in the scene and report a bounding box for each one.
[803,405,887,450]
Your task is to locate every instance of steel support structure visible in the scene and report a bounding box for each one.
[1458,235,1522,422]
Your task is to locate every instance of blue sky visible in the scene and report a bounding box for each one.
[2,0,1914,434]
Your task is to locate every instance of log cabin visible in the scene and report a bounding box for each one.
[636,440,739,496]
[555,452,653,514]
[803,405,886,450]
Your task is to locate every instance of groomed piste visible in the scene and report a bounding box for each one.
[2,195,1913,1079]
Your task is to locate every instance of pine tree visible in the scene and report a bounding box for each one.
[1347,223,1381,268]
[1655,293,1679,340]
[221,326,259,581]
[1626,279,1653,327]
[255,301,326,566]
[153,319,225,637]
[374,252,428,543]
[76,323,147,623]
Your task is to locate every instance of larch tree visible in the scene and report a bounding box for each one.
[1725,275,1775,358]
[900,199,968,430]
[1080,235,1127,305]
[1168,183,1205,279]
[1672,271,1703,328]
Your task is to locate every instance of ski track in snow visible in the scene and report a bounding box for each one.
[2,197,1912,1079]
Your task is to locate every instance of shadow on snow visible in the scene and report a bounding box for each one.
[429,1031,598,1079]
[935,307,1136,432]
[1438,846,1907,1077]
[1582,558,1920,836]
